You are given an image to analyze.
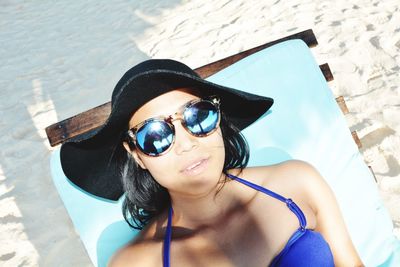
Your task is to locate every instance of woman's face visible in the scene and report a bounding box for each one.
[123,89,226,198]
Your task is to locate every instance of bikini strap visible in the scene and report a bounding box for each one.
[226,173,307,229]
[163,206,173,267]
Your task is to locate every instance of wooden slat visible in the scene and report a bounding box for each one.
[195,29,318,78]
[331,98,364,152]
[368,166,378,182]
[351,131,362,149]
[319,63,334,82]
[46,29,319,147]
[336,96,349,115]
[45,102,111,147]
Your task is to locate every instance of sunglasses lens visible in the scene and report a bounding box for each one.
[136,120,174,156]
[184,100,219,136]
[131,99,220,156]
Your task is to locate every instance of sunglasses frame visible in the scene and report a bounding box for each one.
[126,96,221,157]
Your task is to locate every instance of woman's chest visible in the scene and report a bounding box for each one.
[150,179,318,267]
[168,218,272,267]
[168,200,315,267]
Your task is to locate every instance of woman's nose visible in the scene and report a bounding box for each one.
[173,121,198,154]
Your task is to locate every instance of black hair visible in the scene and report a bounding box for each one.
[118,111,250,230]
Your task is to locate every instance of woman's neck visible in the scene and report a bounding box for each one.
[168,176,241,229]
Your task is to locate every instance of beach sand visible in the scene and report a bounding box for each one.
[1,0,399,266]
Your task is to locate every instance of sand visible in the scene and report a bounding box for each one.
[1,0,399,266]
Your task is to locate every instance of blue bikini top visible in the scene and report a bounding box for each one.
[163,173,334,266]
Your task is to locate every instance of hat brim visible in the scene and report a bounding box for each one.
[60,70,273,200]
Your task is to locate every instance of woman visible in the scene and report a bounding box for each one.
[60,59,363,266]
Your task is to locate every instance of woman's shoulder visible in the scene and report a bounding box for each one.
[231,160,316,187]
[236,160,326,208]
[239,159,321,188]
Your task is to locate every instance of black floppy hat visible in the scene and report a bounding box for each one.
[60,59,273,200]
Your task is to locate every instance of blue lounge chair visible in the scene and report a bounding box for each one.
[49,34,400,267]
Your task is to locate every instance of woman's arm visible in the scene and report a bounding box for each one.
[294,160,364,267]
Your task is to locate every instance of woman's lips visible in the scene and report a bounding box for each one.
[181,158,209,176]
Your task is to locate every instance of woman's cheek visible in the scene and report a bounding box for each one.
[141,156,175,186]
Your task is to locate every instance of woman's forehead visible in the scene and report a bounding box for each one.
[128,88,201,127]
